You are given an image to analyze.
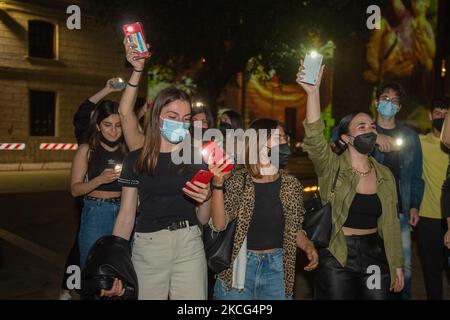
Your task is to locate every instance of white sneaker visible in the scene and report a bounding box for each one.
[58,290,72,300]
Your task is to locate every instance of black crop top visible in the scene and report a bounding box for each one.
[343,193,382,229]
[247,178,285,250]
[86,145,125,192]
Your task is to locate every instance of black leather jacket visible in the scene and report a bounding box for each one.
[81,235,138,300]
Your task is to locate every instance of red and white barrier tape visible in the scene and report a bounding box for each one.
[0,143,26,150]
[39,143,78,150]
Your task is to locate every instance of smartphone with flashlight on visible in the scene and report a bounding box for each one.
[186,170,214,192]
[107,160,122,173]
[300,51,323,85]
[112,78,126,90]
[122,22,150,59]
[201,141,233,172]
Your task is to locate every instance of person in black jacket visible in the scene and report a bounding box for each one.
[58,78,125,300]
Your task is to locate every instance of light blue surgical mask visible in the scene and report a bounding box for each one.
[377,100,399,120]
[160,118,190,144]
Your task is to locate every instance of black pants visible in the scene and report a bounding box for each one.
[442,175,450,219]
[418,217,447,300]
[314,234,391,300]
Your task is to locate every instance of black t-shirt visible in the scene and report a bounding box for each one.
[378,127,403,213]
[247,178,285,250]
[119,148,208,233]
[87,144,124,192]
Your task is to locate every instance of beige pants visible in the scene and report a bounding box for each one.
[132,224,207,300]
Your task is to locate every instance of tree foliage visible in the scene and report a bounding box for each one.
[89,0,388,112]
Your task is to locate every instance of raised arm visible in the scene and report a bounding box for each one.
[296,63,337,178]
[118,37,150,151]
[73,78,125,144]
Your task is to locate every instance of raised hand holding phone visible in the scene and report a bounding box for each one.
[299,51,323,85]
[107,77,126,91]
[296,55,325,95]
[122,22,151,71]
[123,22,151,59]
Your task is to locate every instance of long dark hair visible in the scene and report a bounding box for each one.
[222,110,244,129]
[135,87,192,175]
[333,111,372,155]
[87,100,126,150]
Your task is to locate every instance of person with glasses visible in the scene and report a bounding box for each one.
[372,81,425,300]
[209,119,318,300]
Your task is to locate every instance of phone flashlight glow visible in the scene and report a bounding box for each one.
[310,51,318,58]
[114,164,123,173]
[395,138,403,147]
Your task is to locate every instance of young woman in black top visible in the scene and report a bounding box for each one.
[60,79,126,300]
[70,100,127,269]
[209,119,318,300]
[103,86,211,300]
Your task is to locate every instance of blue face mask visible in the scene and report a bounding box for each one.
[377,100,399,120]
[160,118,190,144]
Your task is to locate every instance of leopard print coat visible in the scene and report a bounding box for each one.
[217,168,305,296]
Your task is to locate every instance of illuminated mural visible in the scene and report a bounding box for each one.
[245,42,335,142]
[364,0,437,131]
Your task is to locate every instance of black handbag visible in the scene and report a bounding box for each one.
[203,219,236,274]
[303,168,340,249]
[202,173,248,274]
[81,235,138,300]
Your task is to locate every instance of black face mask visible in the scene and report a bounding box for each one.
[432,118,444,132]
[99,132,123,148]
[269,143,292,167]
[349,132,377,155]
[219,122,233,133]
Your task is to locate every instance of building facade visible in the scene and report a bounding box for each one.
[0,0,145,167]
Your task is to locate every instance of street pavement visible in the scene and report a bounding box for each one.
[0,158,449,300]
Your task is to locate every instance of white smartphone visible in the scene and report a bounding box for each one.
[300,51,323,85]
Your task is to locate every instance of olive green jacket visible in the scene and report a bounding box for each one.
[303,117,404,289]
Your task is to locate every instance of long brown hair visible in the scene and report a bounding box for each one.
[135,87,192,175]
[244,118,280,178]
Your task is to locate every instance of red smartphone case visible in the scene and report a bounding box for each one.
[201,141,233,172]
[122,22,150,59]
[186,170,214,192]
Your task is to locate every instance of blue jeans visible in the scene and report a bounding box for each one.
[78,199,120,269]
[214,249,291,300]
[399,213,412,300]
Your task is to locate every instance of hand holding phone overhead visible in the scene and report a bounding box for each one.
[122,22,151,59]
[298,51,323,85]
